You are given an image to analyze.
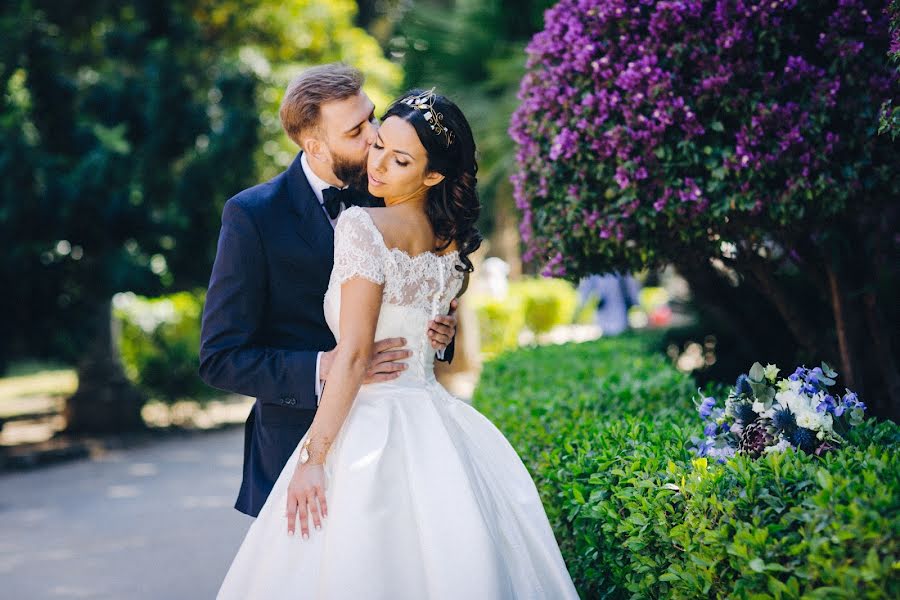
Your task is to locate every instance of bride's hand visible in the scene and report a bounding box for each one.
[285,462,327,539]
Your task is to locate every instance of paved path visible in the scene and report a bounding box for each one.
[0,427,253,599]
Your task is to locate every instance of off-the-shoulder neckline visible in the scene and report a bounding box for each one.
[341,206,461,262]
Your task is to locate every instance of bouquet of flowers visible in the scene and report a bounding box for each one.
[692,362,866,461]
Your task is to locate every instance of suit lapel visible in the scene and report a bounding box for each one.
[286,153,335,253]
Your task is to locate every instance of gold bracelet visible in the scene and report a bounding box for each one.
[299,437,312,465]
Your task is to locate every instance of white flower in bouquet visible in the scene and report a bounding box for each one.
[752,400,774,419]
[763,437,792,454]
[775,388,806,414]
[693,361,865,460]
[795,407,832,434]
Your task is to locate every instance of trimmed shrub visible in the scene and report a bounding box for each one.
[475,336,900,598]
[471,294,526,357]
[472,277,581,356]
[509,277,579,334]
[114,290,216,402]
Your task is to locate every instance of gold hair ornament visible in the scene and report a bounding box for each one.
[399,88,455,146]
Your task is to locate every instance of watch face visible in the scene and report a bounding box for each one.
[300,446,309,464]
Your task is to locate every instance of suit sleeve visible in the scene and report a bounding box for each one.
[199,198,320,410]
[436,339,455,363]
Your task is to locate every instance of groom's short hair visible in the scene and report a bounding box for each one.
[280,63,365,146]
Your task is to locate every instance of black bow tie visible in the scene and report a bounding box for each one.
[322,186,356,219]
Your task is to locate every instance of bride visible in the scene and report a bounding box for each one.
[217,89,579,599]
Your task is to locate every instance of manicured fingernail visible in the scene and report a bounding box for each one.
[288,530,294,536]
[315,524,321,530]
[302,533,309,540]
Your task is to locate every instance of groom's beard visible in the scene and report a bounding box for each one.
[331,152,369,192]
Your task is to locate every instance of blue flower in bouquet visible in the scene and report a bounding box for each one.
[788,366,807,382]
[790,426,818,453]
[816,394,836,414]
[733,401,757,425]
[692,361,866,460]
[735,374,753,397]
[772,407,797,435]
[842,391,865,411]
[800,383,819,396]
[707,445,736,463]
[698,396,717,419]
[691,436,715,458]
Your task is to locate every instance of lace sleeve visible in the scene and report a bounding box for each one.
[332,207,386,286]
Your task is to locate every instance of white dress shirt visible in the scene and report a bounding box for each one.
[302,153,344,406]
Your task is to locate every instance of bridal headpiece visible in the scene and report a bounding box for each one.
[399,88,455,146]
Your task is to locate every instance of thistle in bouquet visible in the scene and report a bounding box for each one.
[692,362,865,460]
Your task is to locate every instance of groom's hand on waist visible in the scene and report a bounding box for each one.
[319,338,411,386]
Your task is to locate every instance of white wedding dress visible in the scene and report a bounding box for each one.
[218,206,579,599]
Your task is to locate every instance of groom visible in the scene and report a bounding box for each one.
[199,63,458,518]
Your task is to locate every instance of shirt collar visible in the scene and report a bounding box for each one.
[300,152,346,205]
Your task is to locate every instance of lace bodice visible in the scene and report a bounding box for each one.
[323,206,465,381]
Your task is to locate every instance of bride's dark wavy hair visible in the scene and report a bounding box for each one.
[381,89,482,273]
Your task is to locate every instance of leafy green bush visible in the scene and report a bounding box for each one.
[114,290,216,402]
[471,295,525,357]
[472,277,581,357]
[474,335,900,598]
[509,277,579,334]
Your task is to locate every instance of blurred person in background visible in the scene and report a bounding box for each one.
[577,273,640,336]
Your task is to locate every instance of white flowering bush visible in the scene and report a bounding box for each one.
[693,361,866,460]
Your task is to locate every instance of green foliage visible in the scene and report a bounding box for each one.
[509,277,579,334]
[391,0,555,238]
[224,0,402,180]
[474,336,900,598]
[0,2,260,361]
[1,0,400,364]
[471,277,580,356]
[471,295,525,357]
[114,290,215,403]
[880,0,900,139]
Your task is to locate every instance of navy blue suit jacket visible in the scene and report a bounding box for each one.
[199,153,453,517]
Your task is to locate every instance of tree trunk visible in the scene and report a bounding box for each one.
[64,298,147,433]
[746,257,830,358]
[492,192,523,279]
[673,259,764,361]
[825,261,856,387]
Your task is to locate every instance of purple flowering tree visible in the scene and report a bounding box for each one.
[511,0,900,418]
[881,0,900,136]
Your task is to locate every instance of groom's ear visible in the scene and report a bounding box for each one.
[423,171,445,187]
[302,136,330,165]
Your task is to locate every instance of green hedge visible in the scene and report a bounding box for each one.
[114,290,216,402]
[472,277,587,357]
[474,335,900,599]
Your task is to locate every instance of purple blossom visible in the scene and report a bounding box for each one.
[699,396,717,419]
[509,0,898,278]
